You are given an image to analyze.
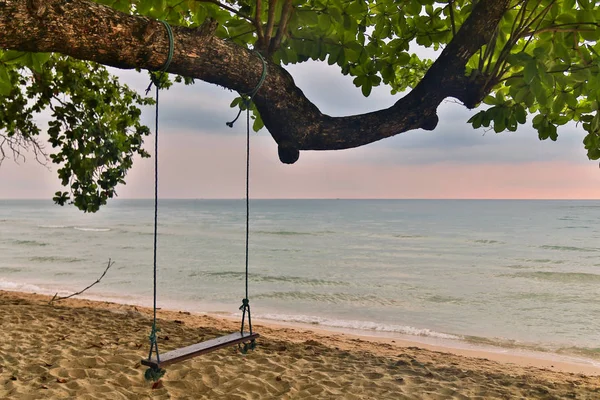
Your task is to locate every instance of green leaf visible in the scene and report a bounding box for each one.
[361,80,372,97]
[468,111,485,129]
[514,105,527,124]
[0,65,11,96]
[523,60,538,84]
[0,50,28,64]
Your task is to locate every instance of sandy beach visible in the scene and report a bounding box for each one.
[1,290,600,399]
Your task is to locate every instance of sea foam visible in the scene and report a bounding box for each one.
[255,313,461,340]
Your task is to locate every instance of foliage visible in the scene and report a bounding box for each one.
[1,0,600,210]
[0,51,152,212]
[463,0,600,158]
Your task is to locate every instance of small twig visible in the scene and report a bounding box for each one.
[270,0,293,53]
[448,0,456,37]
[193,0,254,23]
[255,0,265,45]
[50,259,114,304]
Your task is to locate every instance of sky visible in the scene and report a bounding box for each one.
[1,59,600,200]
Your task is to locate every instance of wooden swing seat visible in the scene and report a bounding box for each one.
[141,331,259,369]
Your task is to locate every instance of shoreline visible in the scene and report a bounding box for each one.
[3,289,600,399]
[4,288,600,377]
[222,313,600,377]
[5,279,600,368]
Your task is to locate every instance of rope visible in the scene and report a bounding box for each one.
[229,51,267,337]
[226,51,267,128]
[245,104,250,303]
[145,19,174,380]
[238,87,253,335]
[148,80,161,365]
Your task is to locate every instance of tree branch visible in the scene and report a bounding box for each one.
[0,132,49,166]
[269,0,293,53]
[49,259,114,304]
[519,22,600,37]
[255,0,265,45]
[194,0,254,23]
[448,0,457,36]
[264,0,277,51]
[0,0,510,163]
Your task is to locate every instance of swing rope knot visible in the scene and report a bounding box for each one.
[149,325,160,344]
[239,298,250,310]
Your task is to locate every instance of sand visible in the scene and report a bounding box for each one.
[1,290,600,399]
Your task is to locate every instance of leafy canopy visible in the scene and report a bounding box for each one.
[1,0,599,211]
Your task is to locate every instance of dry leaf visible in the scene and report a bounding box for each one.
[152,380,164,390]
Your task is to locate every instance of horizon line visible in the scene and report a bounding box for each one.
[2,197,600,201]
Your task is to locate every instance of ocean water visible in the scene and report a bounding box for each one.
[1,199,600,361]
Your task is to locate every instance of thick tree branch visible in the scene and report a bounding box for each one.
[0,0,509,163]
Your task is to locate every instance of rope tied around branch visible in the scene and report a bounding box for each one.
[145,20,174,94]
[226,51,268,128]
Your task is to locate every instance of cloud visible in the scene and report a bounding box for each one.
[1,60,597,201]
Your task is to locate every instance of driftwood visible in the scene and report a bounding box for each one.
[49,258,114,304]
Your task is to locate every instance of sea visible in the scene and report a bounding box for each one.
[1,199,600,364]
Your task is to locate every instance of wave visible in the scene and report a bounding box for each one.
[0,280,45,293]
[394,234,426,239]
[54,271,75,277]
[254,230,317,236]
[504,264,531,270]
[255,313,460,340]
[73,227,111,232]
[29,256,83,263]
[255,291,401,306]
[471,239,504,244]
[0,266,25,273]
[196,271,348,287]
[507,271,600,284]
[523,258,565,264]
[464,335,600,362]
[37,225,110,232]
[13,240,48,247]
[556,346,600,360]
[426,295,463,304]
[539,245,598,252]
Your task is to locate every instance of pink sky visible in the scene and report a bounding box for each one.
[1,133,599,200]
[1,62,599,200]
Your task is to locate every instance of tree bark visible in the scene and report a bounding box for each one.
[0,0,510,163]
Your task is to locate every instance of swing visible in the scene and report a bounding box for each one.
[140,21,266,375]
